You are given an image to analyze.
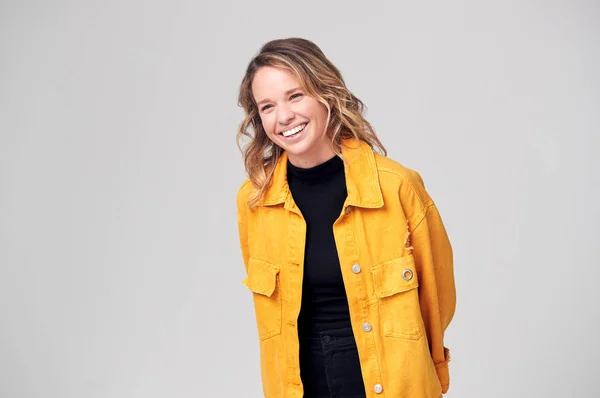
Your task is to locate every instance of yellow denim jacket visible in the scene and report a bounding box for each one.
[236,138,456,398]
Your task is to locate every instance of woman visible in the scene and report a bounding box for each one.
[235,38,456,398]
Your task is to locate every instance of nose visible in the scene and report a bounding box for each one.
[277,103,295,126]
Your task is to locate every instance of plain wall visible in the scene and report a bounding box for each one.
[1,1,599,397]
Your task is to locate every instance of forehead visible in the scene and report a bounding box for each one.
[252,66,301,100]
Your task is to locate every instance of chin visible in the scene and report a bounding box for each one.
[284,140,312,156]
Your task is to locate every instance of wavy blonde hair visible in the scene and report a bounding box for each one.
[236,38,386,206]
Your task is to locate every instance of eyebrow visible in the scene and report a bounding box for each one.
[256,87,302,106]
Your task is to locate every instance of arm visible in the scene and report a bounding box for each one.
[236,181,251,273]
[411,202,456,393]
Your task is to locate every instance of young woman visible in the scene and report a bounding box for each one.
[235,38,456,398]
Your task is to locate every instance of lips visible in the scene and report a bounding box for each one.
[280,123,307,137]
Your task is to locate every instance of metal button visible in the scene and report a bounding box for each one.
[323,335,332,344]
[374,383,383,393]
[402,269,413,281]
[362,322,372,332]
[351,264,361,273]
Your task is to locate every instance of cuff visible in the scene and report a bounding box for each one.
[434,347,451,394]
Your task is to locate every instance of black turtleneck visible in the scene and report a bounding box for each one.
[286,155,352,335]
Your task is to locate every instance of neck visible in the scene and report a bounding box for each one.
[287,144,336,169]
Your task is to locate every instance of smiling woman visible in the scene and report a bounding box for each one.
[236,38,385,208]
[251,66,333,168]
[235,38,456,398]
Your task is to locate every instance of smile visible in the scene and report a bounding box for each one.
[280,123,307,137]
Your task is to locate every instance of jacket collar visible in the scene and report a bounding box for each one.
[255,137,384,209]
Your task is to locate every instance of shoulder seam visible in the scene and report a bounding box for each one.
[412,202,436,232]
[378,167,433,210]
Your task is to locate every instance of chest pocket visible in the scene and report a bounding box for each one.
[242,258,282,341]
[371,254,424,340]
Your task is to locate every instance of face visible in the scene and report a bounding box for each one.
[252,66,335,168]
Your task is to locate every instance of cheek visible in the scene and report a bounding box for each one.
[306,101,328,123]
[260,115,276,136]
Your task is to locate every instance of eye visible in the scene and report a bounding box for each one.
[261,104,273,112]
[290,93,303,100]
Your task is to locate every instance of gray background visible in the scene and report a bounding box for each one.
[1,0,599,397]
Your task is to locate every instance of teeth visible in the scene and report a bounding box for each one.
[282,124,306,137]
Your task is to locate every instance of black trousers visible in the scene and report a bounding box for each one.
[299,326,367,398]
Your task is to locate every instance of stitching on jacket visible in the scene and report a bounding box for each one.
[411,203,436,233]
[378,167,433,209]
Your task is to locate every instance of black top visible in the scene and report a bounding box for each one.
[287,155,352,335]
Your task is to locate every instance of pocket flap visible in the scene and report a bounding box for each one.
[371,255,419,298]
[242,258,280,297]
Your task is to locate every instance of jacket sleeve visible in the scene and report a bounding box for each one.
[236,182,251,273]
[406,174,456,394]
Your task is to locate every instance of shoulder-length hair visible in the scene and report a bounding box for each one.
[236,37,386,206]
